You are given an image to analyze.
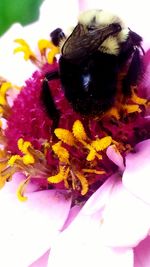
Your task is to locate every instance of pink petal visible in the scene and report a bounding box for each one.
[1,172,39,194]
[48,175,133,266]
[61,205,82,231]
[29,250,50,267]
[134,236,150,267]
[65,174,150,248]
[100,178,150,247]
[0,189,71,267]
[123,139,150,204]
[48,211,133,267]
[106,145,125,171]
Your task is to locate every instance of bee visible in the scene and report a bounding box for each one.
[42,9,144,130]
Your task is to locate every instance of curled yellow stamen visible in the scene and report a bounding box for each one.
[105,106,120,120]
[47,47,60,64]
[47,166,69,184]
[54,128,75,146]
[123,104,141,113]
[82,169,105,175]
[8,155,21,166]
[86,148,97,161]
[91,136,112,151]
[38,39,54,51]
[0,82,12,105]
[38,39,60,64]
[14,39,36,61]
[73,120,87,141]
[131,87,147,105]
[17,177,30,202]
[75,171,89,195]
[52,141,69,163]
[18,138,35,165]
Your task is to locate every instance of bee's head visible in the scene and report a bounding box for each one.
[61,9,131,61]
[78,9,129,56]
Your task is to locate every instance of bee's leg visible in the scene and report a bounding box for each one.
[122,48,143,96]
[50,28,66,46]
[41,71,60,134]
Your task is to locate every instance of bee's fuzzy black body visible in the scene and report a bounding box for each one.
[42,9,144,129]
[59,52,119,115]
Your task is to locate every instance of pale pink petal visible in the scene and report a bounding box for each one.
[48,175,133,266]
[106,145,125,171]
[0,172,39,194]
[68,174,150,248]
[134,236,150,267]
[123,139,150,204]
[61,205,82,230]
[48,212,133,267]
[100,179,150,247]
[0,189,71,267]
[29,250,50,267]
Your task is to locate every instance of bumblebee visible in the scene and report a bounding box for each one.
[42,9,144,129]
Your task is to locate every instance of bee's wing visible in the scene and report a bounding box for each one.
[62,23,121,62]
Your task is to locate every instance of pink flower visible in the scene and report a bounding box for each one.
[0,1,150,266]
[47,139,150,267]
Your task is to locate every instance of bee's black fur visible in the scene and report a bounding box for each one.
[59,52,118,115]
[41,72,60,131]
[42,27,144,128]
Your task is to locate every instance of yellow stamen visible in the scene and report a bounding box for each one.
[91,136,112,151]
[14,39,36,61]
[38,39,54,51]
[72,120,87,141]
[82,169,105,175]
[38,40,60,64]
[0,82,12,105]
[47,166,69,184]
[47,47,60,64]
[75,171,89,195]
[17,138,35,165]
[54,128,75,146]
[17,177,30,202]
[8,155,21,166]
[131,87,147,105]
[106,106,120,119]
[52,141,69,163]
[86,148,96,161]
[0,106,3,114]
[123,104,141,113]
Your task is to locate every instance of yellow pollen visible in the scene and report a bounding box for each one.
[38,40,60,64]
[123,104,141,113]
[91,136,112,151]
[0,106,3,114]
[47,47,60,64]
[131,87,147,105]
[72,120,87,141]
[8,155,21,166]
[14,39,36,61]
[82,169,105,175]
[17,178,30,202]
[38,39,54,51]
[75,171,89,195]
[17,138,35,165]
[86,148,96,161]
[0,82,12,105]
[47,166,69,184]
[54,128,75,146]
[105,106,120,119]
[52,141,69,163]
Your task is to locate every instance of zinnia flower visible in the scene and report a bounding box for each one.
[0,1,150,266]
